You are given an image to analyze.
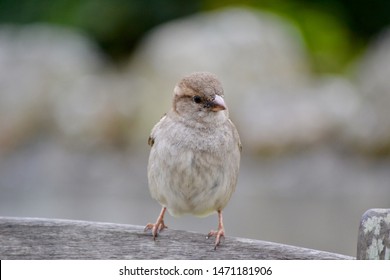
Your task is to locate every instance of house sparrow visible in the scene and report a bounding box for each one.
[145,72,241,249]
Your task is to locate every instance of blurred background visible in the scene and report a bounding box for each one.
[1,0,390,257]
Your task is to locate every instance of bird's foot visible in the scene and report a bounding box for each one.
[207,228,225,250]
[144,220,167,240]
[144,207,168,240]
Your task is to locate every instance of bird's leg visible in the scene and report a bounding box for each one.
[144,207,168,240]
[207,210,225,249]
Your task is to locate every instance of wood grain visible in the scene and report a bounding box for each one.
[0,217,353,260]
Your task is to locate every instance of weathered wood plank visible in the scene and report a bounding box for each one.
[357,208,390,260]
[0,217,352,260]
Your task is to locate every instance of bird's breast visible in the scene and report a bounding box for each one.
[148,120,239,216]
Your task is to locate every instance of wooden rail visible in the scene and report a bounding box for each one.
[0,209,388,260]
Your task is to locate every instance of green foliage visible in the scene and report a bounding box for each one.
[0,0,201,60]
[0,0,388,72]
[202,0,365,73]
[260,2,362,73]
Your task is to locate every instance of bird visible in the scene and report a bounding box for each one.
[144,72,241,249]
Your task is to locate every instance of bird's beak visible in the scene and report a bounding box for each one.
[210,95,226,111]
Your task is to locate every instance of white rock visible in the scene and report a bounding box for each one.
[0,24,137,150]
[127,8,358,152]
[241,76,359,152]
[343,27,390,153]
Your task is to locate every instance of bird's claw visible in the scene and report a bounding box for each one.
[144,221,167,240]
[207,228,225,250]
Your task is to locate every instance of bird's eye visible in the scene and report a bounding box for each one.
[193,95,202,104]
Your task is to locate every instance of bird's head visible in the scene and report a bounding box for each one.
[172,72,227,123]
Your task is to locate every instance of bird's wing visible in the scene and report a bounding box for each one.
[148,114,167,147]
[228,119,242,152]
